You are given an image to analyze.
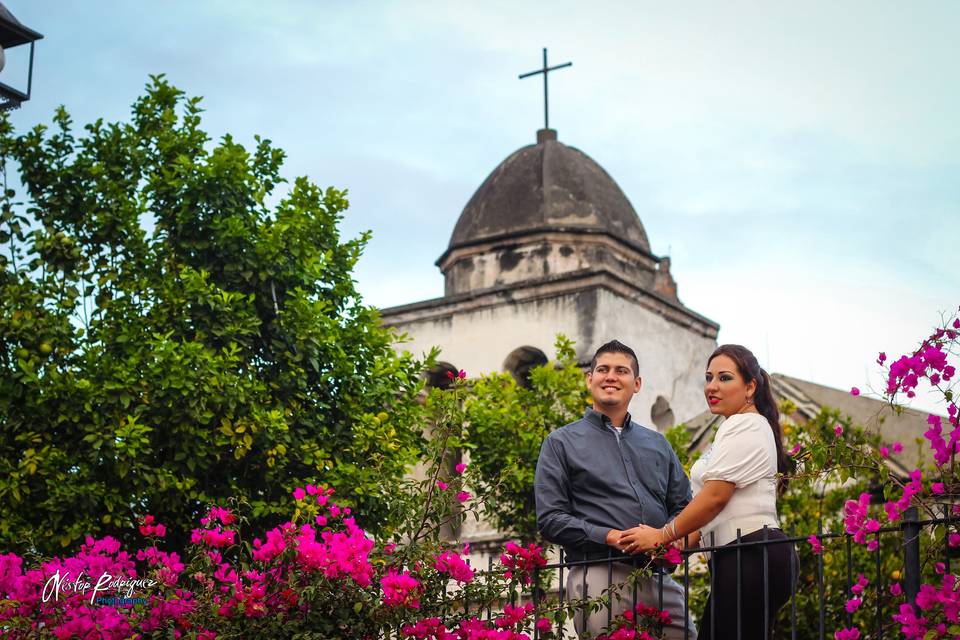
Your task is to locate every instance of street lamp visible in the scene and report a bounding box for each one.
[0,2,42,111]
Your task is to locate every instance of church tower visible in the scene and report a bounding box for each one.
[381,128,719,428]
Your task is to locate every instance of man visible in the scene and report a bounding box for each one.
[535,340,696,639]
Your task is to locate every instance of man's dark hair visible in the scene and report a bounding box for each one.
[590,340,639,378]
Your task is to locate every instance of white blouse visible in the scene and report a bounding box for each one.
[689,412,780,547]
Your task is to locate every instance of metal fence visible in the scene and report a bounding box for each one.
[470,506,958,640]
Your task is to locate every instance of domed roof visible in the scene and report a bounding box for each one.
[445,130,651,257]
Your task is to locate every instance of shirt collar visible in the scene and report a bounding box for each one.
[584,408,633,432]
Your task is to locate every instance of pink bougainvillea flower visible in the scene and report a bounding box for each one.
[834,424,844,437]
[433,551,474,583]
[890,582,903,596]
[788,443,802,456]
[455,463,467,474]
[292,487,306,501]
[877,352,887,364]
[879,446,890,458]
[436,480,448,491]
[456,491,470,503]
[892,441,904,454]
[851,573,869,595]
[850,387,860,396]
[458,369,466,379]
[845,598,862,613]
[949,533,960,548]
[932,482,946,494]
[807,535,823,555]
[661,545,682,566]
[306,484,318,495]
[835,627,860,640]
[380,569,422,609]
[536,617,553,633]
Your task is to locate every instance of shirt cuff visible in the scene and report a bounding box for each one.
[585,523,609,545]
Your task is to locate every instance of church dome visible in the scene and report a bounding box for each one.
[444,130,651,256]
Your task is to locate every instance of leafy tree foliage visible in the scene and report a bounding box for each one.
[0,77,426,554]
[461,336,589,541]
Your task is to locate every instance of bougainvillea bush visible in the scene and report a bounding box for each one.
[0,374,678,639]
[784,306,960,640]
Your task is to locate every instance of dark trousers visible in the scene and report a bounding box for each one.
[699,528,797,640]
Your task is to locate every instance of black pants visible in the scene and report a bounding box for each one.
[698,528,797,640]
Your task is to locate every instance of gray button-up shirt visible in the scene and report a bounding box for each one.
[535,408,692,558]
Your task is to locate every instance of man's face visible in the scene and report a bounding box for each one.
[587,352,641,410]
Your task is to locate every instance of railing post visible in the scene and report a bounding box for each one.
[903,506,921,605]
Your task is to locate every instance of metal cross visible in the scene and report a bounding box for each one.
[518,48,572,131]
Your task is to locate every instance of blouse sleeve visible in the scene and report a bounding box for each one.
[700,417,773,488]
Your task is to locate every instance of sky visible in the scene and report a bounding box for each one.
[5,1,958,413]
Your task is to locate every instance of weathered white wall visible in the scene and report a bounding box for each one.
[389,288,716,428]
[592,288,717,426]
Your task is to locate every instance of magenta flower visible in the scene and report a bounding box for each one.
[661,545,682,566]
[834,424,844,437]
[834,627,860,640]
[458,369,467,379]
[879,446,889,458]
[850,387,860,396]
[456,491,470,503]
[455,462,467,474]
[807,534,823,555]
[845,597,862,613]
[890,582,903,596]
[932,482,946,495]
[436,480,448,491]
[433,550,474,583]
[892,441,904,454]
[292,487,306,501]
[788,443,802,456]
[380,569,422,609]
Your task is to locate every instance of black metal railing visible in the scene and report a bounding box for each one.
[497,506,960,639]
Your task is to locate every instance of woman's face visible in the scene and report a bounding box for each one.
[704,354,757,417]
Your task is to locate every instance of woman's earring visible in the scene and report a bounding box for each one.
[746,397,754,405]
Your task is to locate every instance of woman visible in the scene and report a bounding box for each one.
[624,344,797,640]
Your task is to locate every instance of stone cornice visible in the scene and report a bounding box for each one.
[380,268,720,338]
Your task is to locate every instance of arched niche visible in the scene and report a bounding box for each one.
[503,346,548,388]
[651,395,676,432]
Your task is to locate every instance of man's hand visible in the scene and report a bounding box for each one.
[605,528,627,552]
[618,524,664,554]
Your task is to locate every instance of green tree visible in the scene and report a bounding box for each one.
[461,336,590,541]
[0,76,426,555]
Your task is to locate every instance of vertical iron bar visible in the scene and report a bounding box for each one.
[465,558,471,615]
[558,548,565,637]
[607,551,614,628]
[763,526,769,640]
[487,555,494,622]
[944,503,951,575]
[710,531,716,640]
[737,528,742,640]
[818,522,825,640]
[581,557,589,635]
[790,525,797,640]
[533,565,542,640]
[845,535,853,629]
[658,570,664,636]
[684,535,690,640]
[875,530,882,638]
[904,506,921,605]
